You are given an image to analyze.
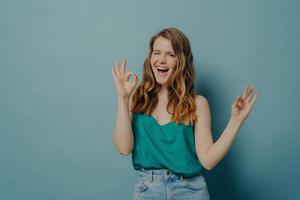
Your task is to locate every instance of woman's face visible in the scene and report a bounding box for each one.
[150,36,177,87]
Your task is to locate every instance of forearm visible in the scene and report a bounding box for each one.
[204,119,242,170]
[113,97,134,155]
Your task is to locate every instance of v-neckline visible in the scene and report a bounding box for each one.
[149,114,173,127]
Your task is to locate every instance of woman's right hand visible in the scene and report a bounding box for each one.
[112,59,138,99]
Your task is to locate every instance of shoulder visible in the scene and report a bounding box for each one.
[194,95,211,125]
[195,95,209,109]
[194,95,211,117]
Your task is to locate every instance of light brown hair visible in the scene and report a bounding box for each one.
[130,27,197,126]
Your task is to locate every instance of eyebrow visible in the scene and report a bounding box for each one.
[153,50,175,54]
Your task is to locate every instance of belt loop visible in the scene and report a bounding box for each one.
[180,175,183,180]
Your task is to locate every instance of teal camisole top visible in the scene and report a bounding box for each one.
[131,113,203,177]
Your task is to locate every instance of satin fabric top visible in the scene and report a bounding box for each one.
[131,113,203,177]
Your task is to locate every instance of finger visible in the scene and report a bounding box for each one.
[120,59,126,74]
[242,84,249,98]
[235,96,243,108]
[112,66,119,86]
[115,60,120,78]
[131,72,139,85]
[246,92,257,114]
[250,92,258,107]
[236,95,243,101]
[232,99,237,108]
[112,65,116,78]
[247,86,254,101]
[134,73,138,81]
[125,71,136,81]
[244,85,252,100]
[237,100,243,108]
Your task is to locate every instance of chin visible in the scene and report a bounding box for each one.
[154,77,170,86]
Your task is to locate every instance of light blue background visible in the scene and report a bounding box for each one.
[1,0,299,199]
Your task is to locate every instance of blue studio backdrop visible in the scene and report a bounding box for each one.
[1,0,299,199]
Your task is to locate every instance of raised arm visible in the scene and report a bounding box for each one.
[194,85,257,170]
[111,59,138,156]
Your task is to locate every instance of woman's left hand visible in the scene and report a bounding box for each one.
[231,85,258,124]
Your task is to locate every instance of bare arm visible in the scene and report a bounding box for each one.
[113,97,134,156]
[194,85,257,170]
[112,59,138,156]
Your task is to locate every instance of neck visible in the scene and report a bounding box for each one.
[157,86,169,103]
[158,85,169,95]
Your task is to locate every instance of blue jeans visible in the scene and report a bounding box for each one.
[133,168,210,200]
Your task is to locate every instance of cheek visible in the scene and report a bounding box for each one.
[150,56,155,67]
[169,67,175,74]
[170,59,177,68]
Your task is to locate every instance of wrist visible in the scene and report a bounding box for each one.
[229,118,243,129]
[117,95,129,101]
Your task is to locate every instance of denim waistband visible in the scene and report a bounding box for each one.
[137,168,201,182]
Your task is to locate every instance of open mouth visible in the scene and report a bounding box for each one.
[156,66,170,73]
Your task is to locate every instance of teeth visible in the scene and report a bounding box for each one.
[157,66,169,70]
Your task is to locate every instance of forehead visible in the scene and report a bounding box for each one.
[153,36,174,52]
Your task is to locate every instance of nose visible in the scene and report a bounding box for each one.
[158,55,167,64]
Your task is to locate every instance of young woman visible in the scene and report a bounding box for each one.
[112,28,257,200]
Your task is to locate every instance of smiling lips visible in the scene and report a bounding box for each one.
[156,66,169,73]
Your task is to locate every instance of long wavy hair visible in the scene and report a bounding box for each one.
[130,27,197,126]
